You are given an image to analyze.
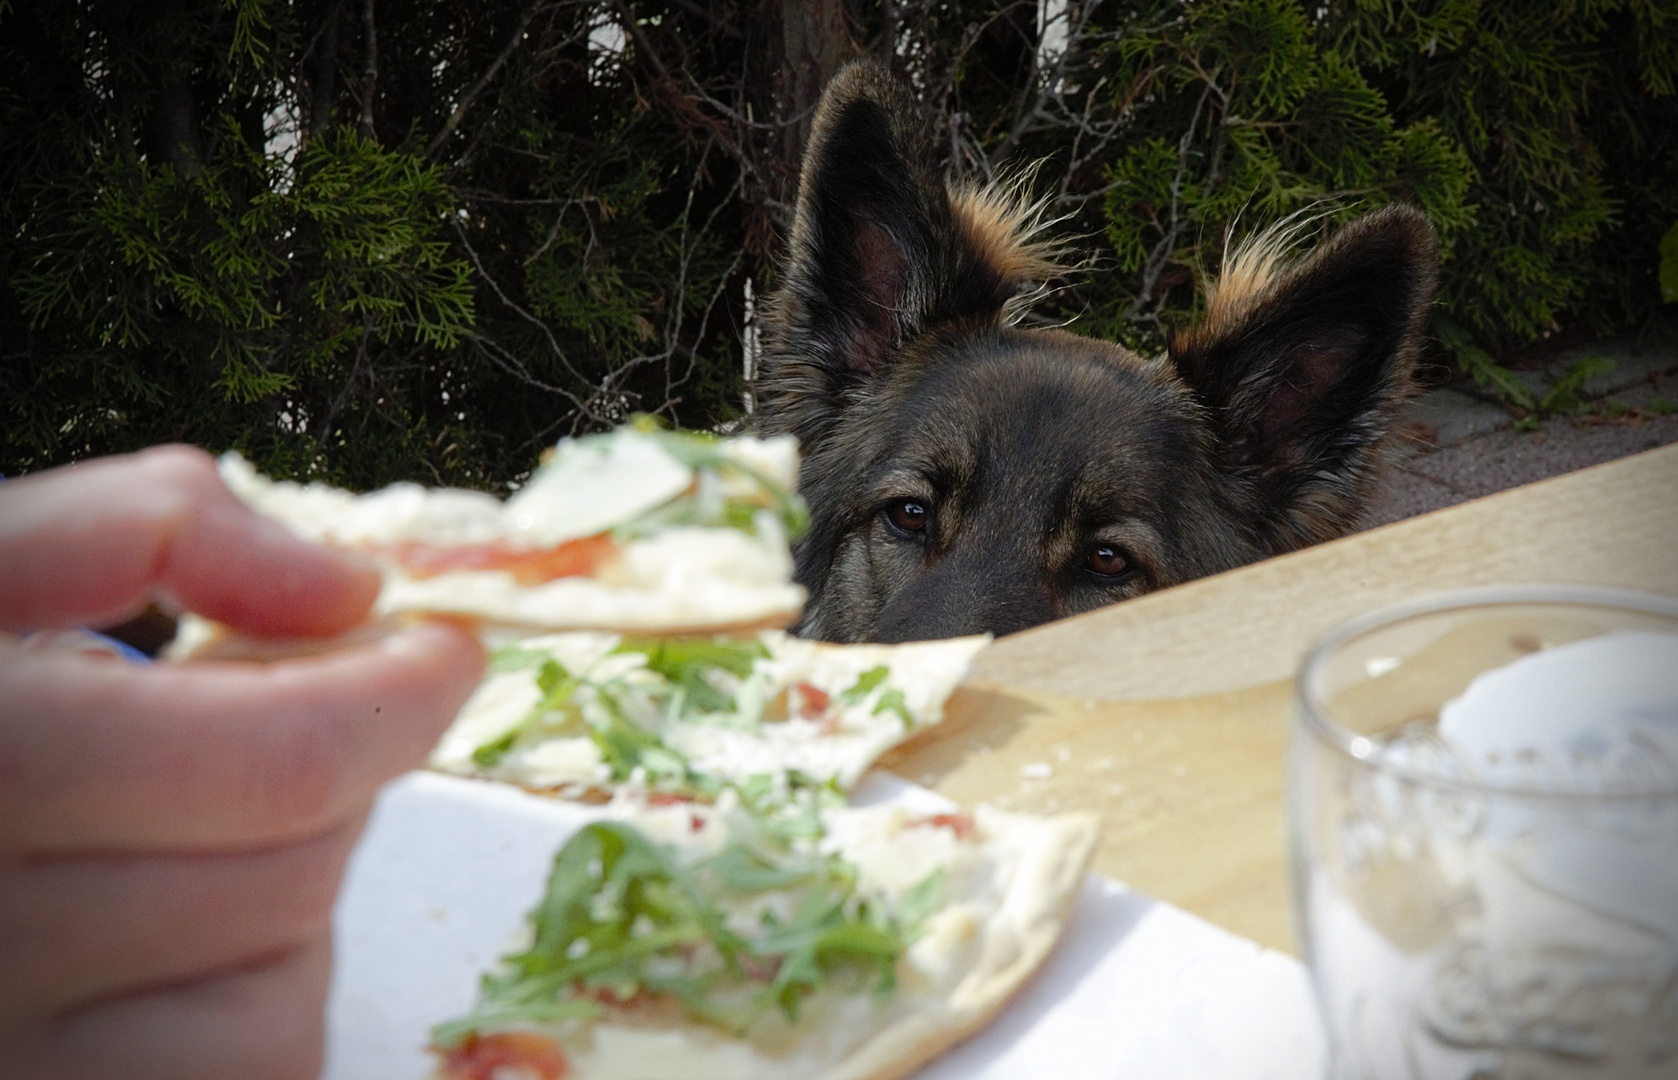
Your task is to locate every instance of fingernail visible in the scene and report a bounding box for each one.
[379,618,476,659]
[332,546,381,577]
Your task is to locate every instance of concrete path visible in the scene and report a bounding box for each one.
[1366,337,1678,528]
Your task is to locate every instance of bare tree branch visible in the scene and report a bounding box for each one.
[1125,74,1222,324]
[358,0,378,137]
[450,218,607,421]
[426,0,552,162]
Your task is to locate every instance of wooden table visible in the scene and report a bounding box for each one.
[881,443,1678,955]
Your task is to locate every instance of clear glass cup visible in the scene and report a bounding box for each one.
[1290,586,1678,1080]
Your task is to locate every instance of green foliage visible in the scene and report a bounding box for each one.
[1324,1,1678,354]
[1662,221,1678,304]
[1537,355,1615,415]
[0,0,753,488]
[3,1,1676,485]
[1081,0,1474,348]
[1435,316,1534,411]
[14,127,471,422]
[991,0,1677,404]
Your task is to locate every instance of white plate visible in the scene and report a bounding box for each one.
[324,771,1324,1079]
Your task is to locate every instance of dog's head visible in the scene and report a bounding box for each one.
[757,62,1437,643]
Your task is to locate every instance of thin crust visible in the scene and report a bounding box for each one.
[166,608,803,663]
[810,809,1099,1080]
[371,555,804,634]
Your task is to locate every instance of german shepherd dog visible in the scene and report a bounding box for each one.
[756,61,1437,643]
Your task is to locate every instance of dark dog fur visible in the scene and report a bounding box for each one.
[755,61,1437,643]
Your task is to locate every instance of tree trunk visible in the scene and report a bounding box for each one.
[768,0,855,183]
[308,1,344,141]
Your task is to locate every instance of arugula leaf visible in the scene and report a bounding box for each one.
[472,658,582,768]
[480,632,863,800]
[840,666,889,705]
[698,842,823,892]
[727,772,844,845]
[641,426,810,540]
[755,886,902,1022]
[838,667,915,729]
[535,657,577,697]
[896,868,946,939]
[512,823,728,982]
[616,636,768,713]
[605,418,810,541]
[613,636,768,717]
[435,822,729,1046]
[481,638,767,788]
[487,644,553,673]
[872,687,914,730]
[733,773,778,808]
[587,682,682,781]
[471,728,520,769]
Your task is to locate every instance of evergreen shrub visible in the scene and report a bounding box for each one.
[3,0,1674,487]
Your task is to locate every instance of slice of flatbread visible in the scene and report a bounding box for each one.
[226,426,805,634]
[430,794,1099,1080]
[429,629,990,800]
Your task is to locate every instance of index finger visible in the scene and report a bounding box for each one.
[0,445,379,638]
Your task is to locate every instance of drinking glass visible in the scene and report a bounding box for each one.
[1290,586,1678,1079]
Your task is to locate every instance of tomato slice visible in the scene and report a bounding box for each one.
[375,534,617,586]
[911,812,976,839]
[439,1031,568,1080]
[789,682,830,719]
[761,682,831,723]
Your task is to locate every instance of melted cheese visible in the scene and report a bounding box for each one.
[426,631,990,793]
[373,517,803,631]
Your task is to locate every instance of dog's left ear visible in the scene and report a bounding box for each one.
[1169,204,1437,546]
[758,60,1057,452]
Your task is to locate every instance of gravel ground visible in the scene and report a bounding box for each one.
[1364,370,1678,529]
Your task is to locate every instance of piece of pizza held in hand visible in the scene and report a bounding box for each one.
[429,629,991,803]
[172,421,808,659]
[430,790,1099,1080]
[167,418,993,810]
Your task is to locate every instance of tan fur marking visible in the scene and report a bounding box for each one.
[1203,238,1282,329]
[1198,210,1331,341]
[949,180,1069,286]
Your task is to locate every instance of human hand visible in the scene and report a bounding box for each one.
[0,446,486,1080]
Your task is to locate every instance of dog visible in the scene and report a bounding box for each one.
[755,61,1437,644]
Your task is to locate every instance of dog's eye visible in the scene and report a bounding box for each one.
[1084,544,1132,580]
[882,499,930,537]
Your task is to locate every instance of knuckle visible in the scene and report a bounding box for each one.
[134,444,222,497]
[255,715,351,836]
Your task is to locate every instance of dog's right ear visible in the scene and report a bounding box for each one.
[758,61,1054,450]
[777,63,936,386]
